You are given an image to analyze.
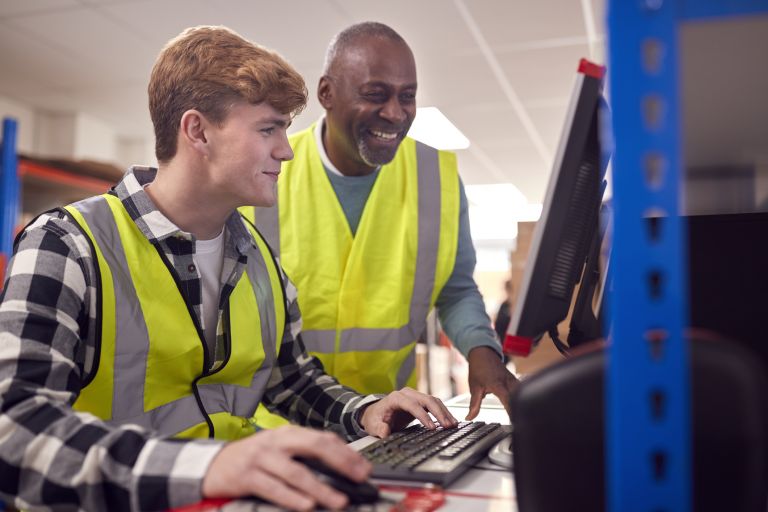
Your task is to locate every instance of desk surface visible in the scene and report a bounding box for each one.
[177,395,516,511]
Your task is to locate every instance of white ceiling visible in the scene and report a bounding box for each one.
[0,0,607,204]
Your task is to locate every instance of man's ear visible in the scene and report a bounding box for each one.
[179,109,210,157]
[317,76,334,110]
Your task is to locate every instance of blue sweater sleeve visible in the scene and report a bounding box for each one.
[435,181,503,359]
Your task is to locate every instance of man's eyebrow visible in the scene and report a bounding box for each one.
[361,80,417,90]
[262,117,289,127]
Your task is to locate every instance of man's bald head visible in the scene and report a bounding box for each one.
[323,22,409,76]
[318,22,417,175]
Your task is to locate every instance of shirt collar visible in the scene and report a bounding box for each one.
[314,117,381,176]
[114,166,256,254]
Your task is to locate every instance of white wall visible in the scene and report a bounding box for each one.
[1,94,153,169]
[116,134,156,169]
[36,111,118,163]
[0,96,36,154]
[34,111,79,160]
[73,113,117,163]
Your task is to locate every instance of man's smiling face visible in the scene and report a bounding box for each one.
[323,35,417,173]
[204,101,293,208]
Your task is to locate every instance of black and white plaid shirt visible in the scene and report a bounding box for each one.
[0,166,377,512]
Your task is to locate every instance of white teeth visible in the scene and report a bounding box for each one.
[371,130,397,140]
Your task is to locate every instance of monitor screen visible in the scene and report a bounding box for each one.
[505,59,608,353]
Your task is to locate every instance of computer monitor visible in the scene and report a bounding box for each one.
[505,59,609,356]
[687,211,768,372]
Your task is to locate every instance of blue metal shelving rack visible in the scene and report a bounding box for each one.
[606,1,768,511]
[0,117,15,510]
[0,117,19,285]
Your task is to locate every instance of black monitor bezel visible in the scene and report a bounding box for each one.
[507,62,608,349]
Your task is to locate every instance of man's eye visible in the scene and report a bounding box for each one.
[364,92,387,102]
[400,93,416,104]
[261,127,275,135]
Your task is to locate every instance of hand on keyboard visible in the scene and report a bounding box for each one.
[467,346,519,420]
[359,387,459,437]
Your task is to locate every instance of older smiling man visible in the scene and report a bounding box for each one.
[250,22,519,428]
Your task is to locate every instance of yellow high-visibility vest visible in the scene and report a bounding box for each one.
[66,194,285,440]
[250,124,459,431]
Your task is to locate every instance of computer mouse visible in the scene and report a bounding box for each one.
[296,457,380,505]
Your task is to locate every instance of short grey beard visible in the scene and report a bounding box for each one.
[358,137,397,168]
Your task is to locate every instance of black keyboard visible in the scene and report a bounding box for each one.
[360,421,512,486]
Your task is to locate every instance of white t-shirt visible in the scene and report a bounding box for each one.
[194,229,225,355]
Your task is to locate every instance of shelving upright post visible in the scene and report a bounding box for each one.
[606,1,768,511]
[0,117,19,284]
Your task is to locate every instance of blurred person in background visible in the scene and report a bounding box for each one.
[494,279,514,343]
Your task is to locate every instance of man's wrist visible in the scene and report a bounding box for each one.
[468,344,503,362]
[351,394,386,436]
[137,438,225,509]
[355,402,373,430]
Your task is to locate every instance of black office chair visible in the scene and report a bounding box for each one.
[512,336,768,512]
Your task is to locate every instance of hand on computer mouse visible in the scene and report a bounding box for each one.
[202,425,371,511]
[296,457,380,505]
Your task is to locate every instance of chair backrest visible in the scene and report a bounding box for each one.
[511,337,768,512]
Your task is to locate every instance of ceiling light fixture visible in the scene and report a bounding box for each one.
[407,107,470,150]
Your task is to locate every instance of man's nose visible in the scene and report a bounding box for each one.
[275,133,294,161]
[380,98,408,124]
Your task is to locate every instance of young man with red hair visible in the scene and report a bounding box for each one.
[0,26,456,511]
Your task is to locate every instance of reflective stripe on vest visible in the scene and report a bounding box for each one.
[254,127,459,394]
[66,194,284,440]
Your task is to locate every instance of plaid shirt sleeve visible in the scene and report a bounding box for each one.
[0,213,224,512]
[259,268,383,441]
